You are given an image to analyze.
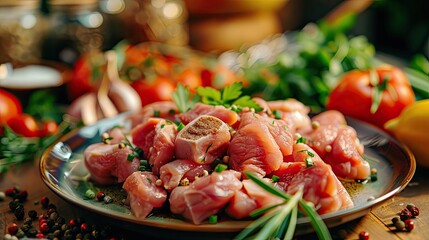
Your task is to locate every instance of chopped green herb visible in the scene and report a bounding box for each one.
[168,109,176,115]
[298,149,315,157]
[160,124,165,129]
[214,163,228,173]
[153,109,160,117]
[176,122,185,131]
[273,110,283,119]
[135,147,144,159]
[102,136,113,142]
[208,215,218,224]
[296,137,307,144]
[138,166,147,171]
[127,153,135,161]
[305,158,315,168]
[138,159,151,172]
[166,119,173,124]
[271,175,280,183]
[84,189,95,199]
[205,143,213,153]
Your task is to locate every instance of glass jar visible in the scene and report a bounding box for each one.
[117,0,189,46]
[0,0,46,63]
[41,0,110,66]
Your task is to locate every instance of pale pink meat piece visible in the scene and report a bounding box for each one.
[169,170,242,224]
[271,143,354,214]
[300,111,369,180]
[267,99,312,133]
[127,101,178,127]
[131,118,177,175]
[303,124,342,159]
[325,127,370,180]
[177,103,239,126]
[84,143,139,185]
[159,159,211,191]
[131,118,159,155]
[105,127,128,144]
[175,115,231,164]
[123,172,167,218]
[311,110,347,126]
[225,190,258,219]
[228,121,283,177]
[239,112,293,157]
[251,97,271,114]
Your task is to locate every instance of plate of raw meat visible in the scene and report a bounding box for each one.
[40,98,416,238]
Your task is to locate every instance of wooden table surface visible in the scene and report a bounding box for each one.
[1,157,428,240]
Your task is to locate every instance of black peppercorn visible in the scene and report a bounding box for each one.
[28,209,38,220]
[14,205,25,220]
[9,199,22,211]
[27,228,38,237]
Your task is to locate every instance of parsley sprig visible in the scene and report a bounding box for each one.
[172,84,200,113]
[197,82,262,112]
[235,172,332,240]
[172,82,263,113]
[0,121,74,173]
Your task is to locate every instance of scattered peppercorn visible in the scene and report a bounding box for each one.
[391,216,400,224]
[5,187,17,197]
[69,219,77,227]
[404,219,415,231]
[40,196,50,208]
[14,205,25,220]
[15,190,28,202]
[400,208,412,221]
[27,228,38,237]
[56,216,65,225]
[104,195,113,204]
[96,192,105,201]
[28,210,38,220]
[23,217,32,226]
[3,187,124,239]
[81,223,89,233]
[0,191,6,201]
[39,222,49,233]
[394,220,405,231]
[9,199,22,211]
[406,204,420,217]
[358,231,369,240]
[8,223,18,235]
[36,232,44,238]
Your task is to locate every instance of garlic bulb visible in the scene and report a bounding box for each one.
[67,51,142,125]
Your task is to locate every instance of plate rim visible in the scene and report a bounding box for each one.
[39,114,416,233]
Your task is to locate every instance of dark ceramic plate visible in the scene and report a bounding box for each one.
[40,113,416,238]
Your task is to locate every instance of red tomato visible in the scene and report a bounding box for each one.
[177,68,202,90]
[326,65,415,129]
[68,51,105,100]
[130,77,176,106]
[39,120,59,137]
[0,88,22,124]
[201,64,244,89]
[6,114,40,138]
